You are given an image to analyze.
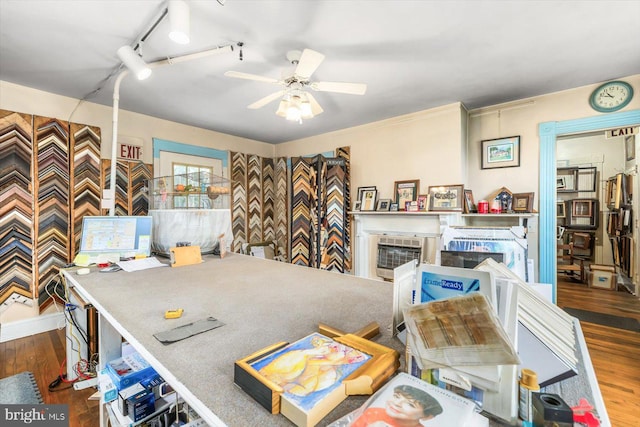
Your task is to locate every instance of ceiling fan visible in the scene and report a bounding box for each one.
[224,48,367,122]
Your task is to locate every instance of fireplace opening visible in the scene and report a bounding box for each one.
[376,235,430,280]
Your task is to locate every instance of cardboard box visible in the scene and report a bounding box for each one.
[118,383,145,416]
[589,265,616,290]
[98,369,117,403]
[106,351,157,390]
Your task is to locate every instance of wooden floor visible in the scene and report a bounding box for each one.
[1,326,99,427]
[1,279,639,427]
[556,278,640,427]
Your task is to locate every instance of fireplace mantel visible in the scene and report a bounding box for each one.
[351,211,538,280]
[351,211,462,278]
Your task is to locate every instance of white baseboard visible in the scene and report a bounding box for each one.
[0,312,65,343]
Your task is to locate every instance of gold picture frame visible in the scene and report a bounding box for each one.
[512,192,534,213]
[572,199,593,217]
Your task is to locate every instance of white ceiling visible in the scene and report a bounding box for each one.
[1,1,639,144]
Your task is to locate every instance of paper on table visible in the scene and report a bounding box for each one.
[116,257,168,272]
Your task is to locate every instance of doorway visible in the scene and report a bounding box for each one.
[538,110,640,302]
[556,132,625,279]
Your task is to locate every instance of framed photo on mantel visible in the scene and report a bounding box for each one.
[427,184,464,212]
[394,179,420,211]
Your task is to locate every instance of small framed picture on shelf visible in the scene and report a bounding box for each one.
[512,192,534,213]
[427,184,464,212]
[357,186,377,204]
[481,135,521,169]
[463,189,476,213]
[376,199,391,211]
[360,189,378,211]
[557,201,566,218]
[389,202,399,212]
[353,200,361,211]
[394,179,420,211]
[406,201,419,212]
[417,194,428,211]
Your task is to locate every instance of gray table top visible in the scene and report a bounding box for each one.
[65,253,401,426]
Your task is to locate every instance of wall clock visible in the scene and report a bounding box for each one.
[589,80,634,113]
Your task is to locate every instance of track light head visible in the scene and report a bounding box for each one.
[168,0,190,44]
[117,45,152,80]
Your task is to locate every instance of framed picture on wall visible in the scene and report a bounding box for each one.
[625,135,635,161]
[557,201,566,218]
[481,136,521,169]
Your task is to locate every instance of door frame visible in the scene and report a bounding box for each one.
[539,109,640,302]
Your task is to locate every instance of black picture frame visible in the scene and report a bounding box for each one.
[481,136,521,169]
[357,186,377,204]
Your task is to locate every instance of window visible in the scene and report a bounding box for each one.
[172,163,213,208]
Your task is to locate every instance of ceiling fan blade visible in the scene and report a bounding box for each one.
[311,81,367,95]
[248,90,285,109]
[305,92,324,116]
[224,70,280,84]
[295,49,325,80]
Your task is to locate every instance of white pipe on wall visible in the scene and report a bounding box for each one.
[107,44,234,216]
[108,70,129,216]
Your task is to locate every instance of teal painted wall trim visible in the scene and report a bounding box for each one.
[152,138,228,167]
[539,110,640,303]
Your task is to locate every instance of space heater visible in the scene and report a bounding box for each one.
[375,235,429,280]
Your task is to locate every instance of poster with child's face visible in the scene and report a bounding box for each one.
[348,373,477,426]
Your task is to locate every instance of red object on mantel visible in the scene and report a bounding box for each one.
[477,200,489,214]
[490,199,502,214]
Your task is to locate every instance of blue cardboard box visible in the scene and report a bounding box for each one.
[106,351,157,390]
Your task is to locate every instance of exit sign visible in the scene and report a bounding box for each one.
[118,143,143,160]
[605,127,637,138]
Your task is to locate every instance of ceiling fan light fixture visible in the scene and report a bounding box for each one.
[168,0,190,44]
[117,45,152,80]
[286,104,302,122]
[300,100,313,119]
[275,99,288,117]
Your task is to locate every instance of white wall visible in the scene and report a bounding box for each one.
[0,80,275,163]
[275,103,467,200]
[467,74,640,204]
[275,75,640,209]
